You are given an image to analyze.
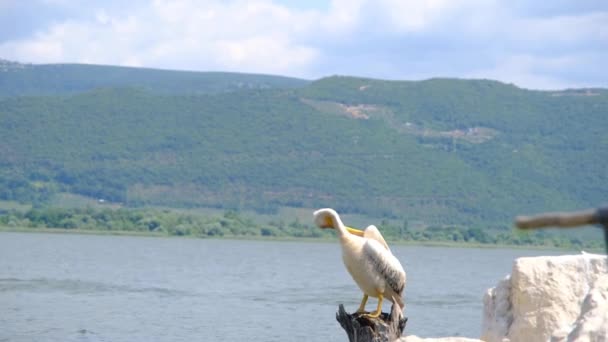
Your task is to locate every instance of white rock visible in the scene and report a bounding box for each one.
[557,274,608,342]
[481,276,511,342]
[481,253,607,342]
[400,336,482,342]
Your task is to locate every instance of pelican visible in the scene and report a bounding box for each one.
[313,208,406,318]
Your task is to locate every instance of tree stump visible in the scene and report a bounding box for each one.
[336,304,407,342]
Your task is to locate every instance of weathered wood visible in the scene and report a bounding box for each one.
[336,304,407,342]
[515,208,600,229]
[515,206,608,254]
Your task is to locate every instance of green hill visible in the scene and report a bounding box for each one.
[1,62,606,230]
[0,59,309,96]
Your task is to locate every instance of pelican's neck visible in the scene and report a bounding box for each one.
[330,212,349,239]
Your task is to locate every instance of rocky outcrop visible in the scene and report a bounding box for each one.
[553,274,608,341]
[400,336,482,342]
[482,253,607,342]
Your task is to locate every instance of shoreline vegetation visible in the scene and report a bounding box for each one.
[0,206,602,251]
[0,225,595,252]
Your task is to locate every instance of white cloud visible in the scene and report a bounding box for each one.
[215,35,318,72]
[506,11,608,46]
[0,0,606,88]
[369,0,459,32]
[321,0,362,33]
[0,0,322,75]
[467,54,582,89]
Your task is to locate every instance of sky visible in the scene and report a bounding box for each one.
[0,0,607,89]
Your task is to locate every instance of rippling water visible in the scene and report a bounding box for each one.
[0,232,564,341]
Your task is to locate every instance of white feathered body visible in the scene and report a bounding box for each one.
[340,229,406,308]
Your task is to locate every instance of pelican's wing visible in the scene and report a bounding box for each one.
[363,225,390,251]
[362,238,406,301]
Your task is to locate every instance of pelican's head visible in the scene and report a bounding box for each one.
[313,208,340,229]
[314,208,365,237]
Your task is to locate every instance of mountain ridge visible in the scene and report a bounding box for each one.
[0,61,606,228]
[0,59,310,97]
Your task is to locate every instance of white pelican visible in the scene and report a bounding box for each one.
[313,208,406,318]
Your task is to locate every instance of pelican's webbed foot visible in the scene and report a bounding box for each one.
[362,293,383,319]
[356,294,369,314]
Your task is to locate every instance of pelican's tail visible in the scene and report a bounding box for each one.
[391,294,405,320]
[392,294,405,310]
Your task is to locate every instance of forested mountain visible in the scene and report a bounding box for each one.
[0,59,308,96]
[1,61,606,227]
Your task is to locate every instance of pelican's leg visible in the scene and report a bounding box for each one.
[364,293,383,318]
[356,294,369,313]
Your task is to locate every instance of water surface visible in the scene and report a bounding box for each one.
[0,232,564,341]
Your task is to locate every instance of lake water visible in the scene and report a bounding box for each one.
[0,232,565,342]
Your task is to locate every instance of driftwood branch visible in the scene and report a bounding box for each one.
[515,208,602,229]
[336,304,407,342]
[515,206,608,254]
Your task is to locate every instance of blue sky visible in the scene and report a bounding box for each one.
[1,0,606,89]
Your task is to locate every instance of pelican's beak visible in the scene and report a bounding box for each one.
[319,215,334,229]
[346,226,364,236]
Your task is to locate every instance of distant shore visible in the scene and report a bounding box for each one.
[0,225,587,252]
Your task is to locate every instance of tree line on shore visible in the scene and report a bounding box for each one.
[0,206,600,250]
